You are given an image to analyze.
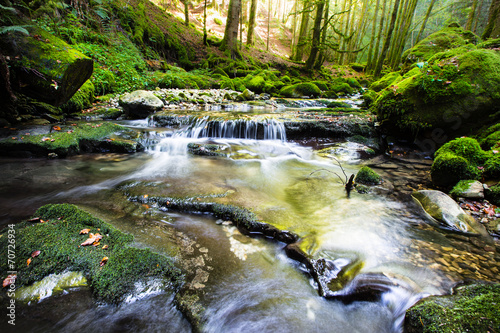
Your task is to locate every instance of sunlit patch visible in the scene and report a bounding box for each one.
[223,225,264,261]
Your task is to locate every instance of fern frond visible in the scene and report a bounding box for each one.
[0,25,30,36]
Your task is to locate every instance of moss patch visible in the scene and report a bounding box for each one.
[0,122,143,157]
[0,204,182,303]
[404,283,500,333]
[355,166,381,185]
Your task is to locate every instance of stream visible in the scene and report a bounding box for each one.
[1,99,499,333]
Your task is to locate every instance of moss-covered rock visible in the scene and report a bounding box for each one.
[430,138,488,188]
[0,122,143,157]
[119,90,164,118]
[369,72,402,92]
[449,180,484,199]
[485,184,500,205]
[61,80,95,114]
[402,24,478,67]
[1,26,93,106]
[279,82,321,98]
[373,47,500,139]
[0,204,182,303]
[355,166,381,185]
[246,75,266,94]
[404,283,500,333]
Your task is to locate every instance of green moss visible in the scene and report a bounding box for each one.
[435,137,489,165]
[0,204,182,303]
[311,81,329,91]
[0,122,142,157]
[246,75,266,94]
[484,154,500,178]
[431,152,481,188]
[449,180,478,198]
[404,283,500,333]
[347,78,362,89]
[61,80,95,113]
[281,75,291,83]
[214,17,222,25]
[485,184,500,205]
[331,82,354,95]
[370,72,402,92]
[355,166,381,185]
[279,82,321,98]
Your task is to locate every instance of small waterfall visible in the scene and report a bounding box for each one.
[180,117,287,141]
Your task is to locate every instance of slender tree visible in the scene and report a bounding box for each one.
[221,0,242,58]
[247,0,257,45]
[181,0,190,26]
[292,0,312,61]
[466,0,479,30]
[374,0,401,78]
[483,0,500,39]
[306,0,325,69]
[366,0,381,70]
[203,0,208,45]
[415,0,436,43]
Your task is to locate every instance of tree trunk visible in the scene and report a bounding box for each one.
[367,0,388,73]
[374,0,401,78]
[306,0,325,69]
[183,0,189,26]
[267,0,271,50]
[473,0,486,33]
[314,0,329,69]
[366,0,381,70]
[292,0,311,61]
[482,0,500,39]
[415,0,436,43]
[247,0,257,45]
[221,0,242,58]
[203,0,208,45]
[466,0,479,31]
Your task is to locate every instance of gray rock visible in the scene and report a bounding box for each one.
[119,90,164,118]
[454,180,485,199]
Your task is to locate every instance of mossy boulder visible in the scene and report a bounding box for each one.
[402,24,478,67]
[279,82,321,98]
[0,204,183,303]
[404,283,500,333]
[373,47,500,140]
[449,180,484,199]
[369,72,402,92]
[430,138,487,187]
[119,90,164,118]
[246,75,266,94]
[61,80,95,113]
[1,26,93,106]
[355,166,381,185]
[0,122,143,157]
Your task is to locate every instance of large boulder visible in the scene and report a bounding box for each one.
[1,27,93,107]
[119,90,164,118]
[412,190,490,238]
[373,29,500,145]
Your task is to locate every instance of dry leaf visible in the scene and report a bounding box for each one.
[102,245,108,250]
[3,275,16,288]
[99,257,109,267]
[27,258,32,266]
[31,250,40,258]
[81,233,103,246]
[92,242,100,247]
[53,126,61,131]
[79,228,91,235]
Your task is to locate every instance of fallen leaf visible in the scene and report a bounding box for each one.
[81,233,103,246]
[79,228,91,235]
[3,275,16,288]
[53,126,61,131]
[27,258,32,266]
[484,207,495,216]
[41,137,51,142]
[31,250,41,258]
[92,242,100,247]
[99,257,109,266]
[102,245,108,250]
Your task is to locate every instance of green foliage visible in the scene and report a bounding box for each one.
[347,78,361,89]
[484,154,500,178]
[355,166,381,185]
[486,184,500,205]
[214,17,222,25]
[0,204,182,303]
[246,75,266,93]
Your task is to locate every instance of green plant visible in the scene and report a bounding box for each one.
[355,166,381,185]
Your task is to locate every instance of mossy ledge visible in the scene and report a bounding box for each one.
[131,195,299,244]
[404,282,500,333]
[0,122,144,158]
[0,204,183,304]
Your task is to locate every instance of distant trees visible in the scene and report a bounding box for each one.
[221,0,242,57]
[483,0,500,39]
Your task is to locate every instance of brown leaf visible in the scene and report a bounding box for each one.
[79,228,91,235]
[102,245,108,250]
[3,275,16,288]
[31,250,41,258]
[27,258,32,266]
[99,257,109,267]
[81,233,103,246]
[92,242,100,247]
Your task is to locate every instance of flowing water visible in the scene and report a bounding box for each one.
[1,101,498,333]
